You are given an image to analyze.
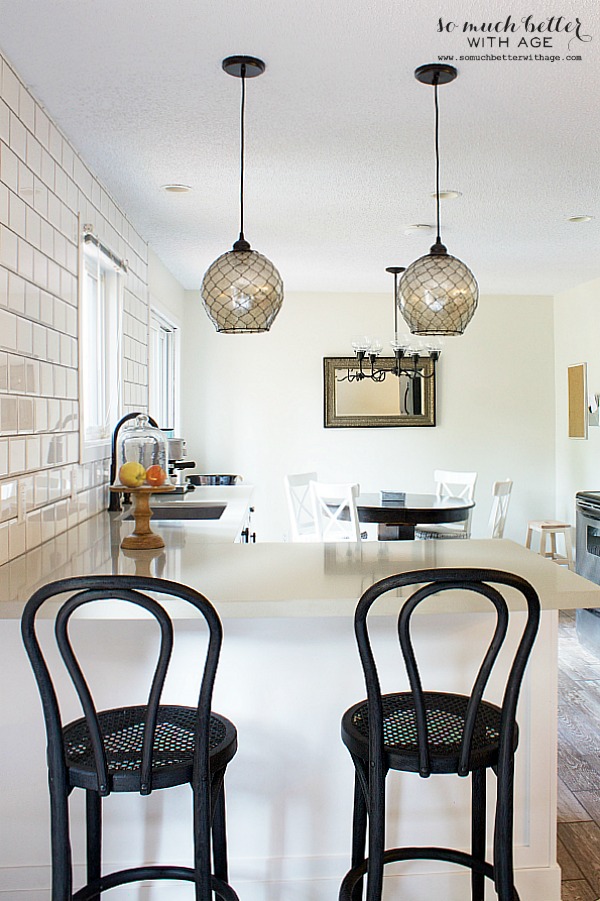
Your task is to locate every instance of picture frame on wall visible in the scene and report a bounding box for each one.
[568,362,588,439]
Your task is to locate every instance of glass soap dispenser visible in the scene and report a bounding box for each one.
[113,413,171,489]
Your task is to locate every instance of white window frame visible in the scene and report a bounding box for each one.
[148,306,180,433]
[78,237,124,462]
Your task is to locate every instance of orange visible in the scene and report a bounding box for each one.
[146,465,168,487]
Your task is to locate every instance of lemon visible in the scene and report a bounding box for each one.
[119,461,147,488]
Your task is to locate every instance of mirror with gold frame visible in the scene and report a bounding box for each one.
[323,357,436,428]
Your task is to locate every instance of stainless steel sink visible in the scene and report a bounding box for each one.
[123,503,226,521]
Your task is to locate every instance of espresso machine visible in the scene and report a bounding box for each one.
[166,437,196,492]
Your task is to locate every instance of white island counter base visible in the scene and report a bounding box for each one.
[1,509,599,900]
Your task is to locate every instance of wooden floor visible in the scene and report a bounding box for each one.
[557,609,600,901]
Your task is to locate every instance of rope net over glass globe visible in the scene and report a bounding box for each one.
[398,249,478,336]
[201,248,283,333]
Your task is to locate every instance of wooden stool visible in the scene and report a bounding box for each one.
[525,521,574,570]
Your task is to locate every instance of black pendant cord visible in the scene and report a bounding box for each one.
[232,63,251,252]
[393,270,399,336]
[239,65,246,244]
[434,80,441,246]
[414,62,457,259]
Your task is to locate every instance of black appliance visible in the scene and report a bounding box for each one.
[575,491,600,655]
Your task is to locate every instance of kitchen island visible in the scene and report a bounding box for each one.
[1,510,599,900]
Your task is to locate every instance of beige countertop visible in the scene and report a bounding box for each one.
[1,500,599,618]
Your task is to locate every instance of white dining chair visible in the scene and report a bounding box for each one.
[284,472,319,542]
[309,481,362,542]
[414,469,478,540]
[489,479,513,539]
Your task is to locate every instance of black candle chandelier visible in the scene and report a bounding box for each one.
[339,267,441,384]
[201,56,283,333]
[397,64,478,336]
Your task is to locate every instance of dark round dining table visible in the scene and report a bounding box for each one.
[355,492,475,541]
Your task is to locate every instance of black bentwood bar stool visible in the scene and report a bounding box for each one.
[339,568,540,901]
[21,575,239,901]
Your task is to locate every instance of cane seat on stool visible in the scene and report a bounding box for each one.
[21,575,239,901]
[339,568,540,901]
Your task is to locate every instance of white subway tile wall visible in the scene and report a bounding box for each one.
[0,51,149,561]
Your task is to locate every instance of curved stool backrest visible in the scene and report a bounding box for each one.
[21,575,222,798]
[354,567,540,779]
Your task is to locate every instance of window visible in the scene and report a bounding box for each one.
[79,237,124,456]
[149,309,178,431]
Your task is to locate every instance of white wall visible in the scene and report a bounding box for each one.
[147,247,186,434]
[148,246,185,324]
[554,275,600,525]
[182,289,556,543]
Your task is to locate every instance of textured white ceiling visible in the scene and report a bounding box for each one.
[0,0,598,295]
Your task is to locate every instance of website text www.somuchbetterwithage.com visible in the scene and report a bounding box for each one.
[437,53,581,62]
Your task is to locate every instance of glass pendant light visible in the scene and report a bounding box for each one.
[201,56,283,333]
[398,64,478,336]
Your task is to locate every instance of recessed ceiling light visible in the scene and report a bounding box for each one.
[161,184,192,193]
[404,224,434,236]
[567,215,593,223]
[431,190,462,200]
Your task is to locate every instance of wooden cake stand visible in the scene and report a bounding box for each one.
[110,484,175,550]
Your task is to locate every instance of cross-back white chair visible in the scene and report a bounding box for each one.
[415,469,478,540]
[309,481,362,542]
[489,479,513,539]
[284,472,319,541]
